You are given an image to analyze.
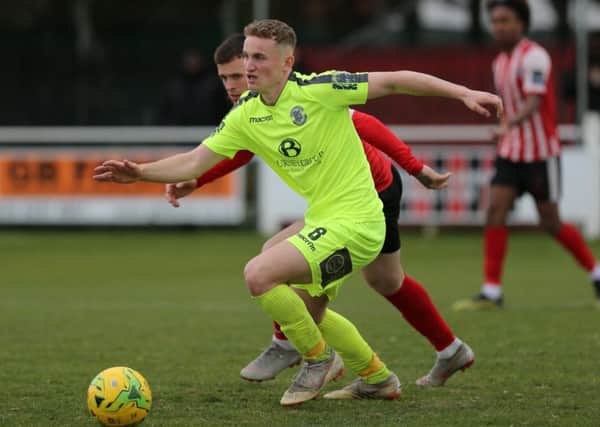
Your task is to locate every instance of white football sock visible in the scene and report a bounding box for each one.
[272,335,295,351]
[589,264,600,281]
[437,337,463,359]
[481,283,503,300]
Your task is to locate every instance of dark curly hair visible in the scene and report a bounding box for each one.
[487,0,531,32]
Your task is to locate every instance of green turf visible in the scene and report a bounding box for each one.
[1,229,599,426]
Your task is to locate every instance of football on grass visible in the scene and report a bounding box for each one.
[87,366,152,426]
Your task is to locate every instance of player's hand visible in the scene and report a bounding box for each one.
[165,180,197,208]
[416,165,451,189]
[93,160,142,184]
[461,90,504,119]
[491,120,510,141]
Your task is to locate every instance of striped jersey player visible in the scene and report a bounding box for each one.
[453,0,600,311]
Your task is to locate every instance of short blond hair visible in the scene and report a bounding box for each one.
[244,19,296,49]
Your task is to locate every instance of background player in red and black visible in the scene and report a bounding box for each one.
[454,0,600,311]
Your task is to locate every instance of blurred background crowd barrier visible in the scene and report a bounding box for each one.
[1,0,599,235]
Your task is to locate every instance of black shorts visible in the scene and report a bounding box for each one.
[491,156,561,202]
[377,166,402,254]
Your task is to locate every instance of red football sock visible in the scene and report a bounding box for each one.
[484,226,508,285]
[272,321,288,340]
[554,223,596,272]
[385,275,455,352]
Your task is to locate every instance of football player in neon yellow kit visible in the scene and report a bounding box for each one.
[168,33,474,388]
[94,19,503,406]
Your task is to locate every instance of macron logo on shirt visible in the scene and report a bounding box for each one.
[249,115,273,124]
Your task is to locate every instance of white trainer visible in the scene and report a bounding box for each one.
[416,342,475,387]
[280,350,344,406]
[323,372,401,400]
[240,342,301,382]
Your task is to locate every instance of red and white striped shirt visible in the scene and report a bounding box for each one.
[492,38,560,162]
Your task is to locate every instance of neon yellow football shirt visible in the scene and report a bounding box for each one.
[203,70,383,224]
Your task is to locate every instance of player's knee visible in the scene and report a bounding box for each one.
[243,260,271,296]
[486,204,508,226]
[367,272,404,296]
[261,237,277,253]
[540,218,561,235]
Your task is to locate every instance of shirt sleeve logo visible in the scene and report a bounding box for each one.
[278,138,302,157]
[332,72,358,90]
[290,105,307,126]
[532,70,545,85]
[210,121,225,136]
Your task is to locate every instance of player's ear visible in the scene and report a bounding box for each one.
[285,54,295,70]
[280,45,294,69]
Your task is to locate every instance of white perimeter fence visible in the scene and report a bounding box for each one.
[1,113,598,238]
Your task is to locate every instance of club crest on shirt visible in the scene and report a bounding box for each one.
[290,105,307,126]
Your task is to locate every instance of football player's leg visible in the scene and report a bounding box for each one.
[532,156,600,302]
[482,185,517,296]
[240,221,304,382]
[296,284,400,401]
[291,220,399,400]
[261,221,305,252]
[364,251,454,351]
[454,184,517,310]
[261,221,304,349]
[318,308,401,400]
[362,251,473,386]
[293,289,394,386]
[245,240,343,405]
[537,201,600,301]
[276,291,345,406]
[244,241,327,361]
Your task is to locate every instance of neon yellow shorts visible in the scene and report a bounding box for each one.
[287,219,385,300]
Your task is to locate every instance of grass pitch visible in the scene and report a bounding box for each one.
[1,229,599,426]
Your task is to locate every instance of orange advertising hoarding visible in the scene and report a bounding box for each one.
[0,156,233,197]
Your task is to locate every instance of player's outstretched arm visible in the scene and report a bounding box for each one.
[367,71,503,118]
[93,144,225,184]
[165,150,254,208]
